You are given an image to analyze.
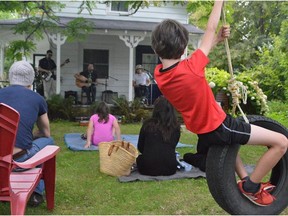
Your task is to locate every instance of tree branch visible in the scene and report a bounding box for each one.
[25,8,45,41]
[121,1,143,16]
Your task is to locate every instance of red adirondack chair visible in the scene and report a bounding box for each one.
[0,103,60,215]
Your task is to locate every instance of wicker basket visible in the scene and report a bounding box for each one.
[99,140,138,177]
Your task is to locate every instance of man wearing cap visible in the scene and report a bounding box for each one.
[0,60,55,207]
[38,50,57,99]
[133,64,150,101]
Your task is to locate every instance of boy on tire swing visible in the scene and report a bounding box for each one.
[152,0,288,206]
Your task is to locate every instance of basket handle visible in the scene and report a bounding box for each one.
[122,140,134,150]
[108,144,119,156]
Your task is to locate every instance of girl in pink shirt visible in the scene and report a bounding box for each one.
[84,102,121,147]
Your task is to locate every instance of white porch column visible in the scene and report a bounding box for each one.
[119,34,145,101]
[0,41,5,79]
[48,33,67,94]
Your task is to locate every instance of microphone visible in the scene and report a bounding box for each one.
[144,70,153,79]
[143,68,157,84]
[148,72,153,78]
[146,71,157,84]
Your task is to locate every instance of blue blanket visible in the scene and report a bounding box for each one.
[64,133,194,151]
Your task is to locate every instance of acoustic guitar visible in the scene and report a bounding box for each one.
[42,58,70,82]
[75,74,105,88]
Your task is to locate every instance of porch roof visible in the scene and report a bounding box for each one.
[60,17,204,34]
[0,17,204,34]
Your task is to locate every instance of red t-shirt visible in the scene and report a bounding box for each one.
[154,49,226,134]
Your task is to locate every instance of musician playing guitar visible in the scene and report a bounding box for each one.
[74,63,101,105]
[38,50,69,99]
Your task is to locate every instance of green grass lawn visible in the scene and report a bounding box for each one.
[1,105,287,215]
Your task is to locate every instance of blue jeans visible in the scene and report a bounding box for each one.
[14,137,55,195]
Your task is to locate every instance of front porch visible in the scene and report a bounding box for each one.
[0,18,203,102]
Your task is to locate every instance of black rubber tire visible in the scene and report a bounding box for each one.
[206,115,288,215]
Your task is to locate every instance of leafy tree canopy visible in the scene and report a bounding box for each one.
[188,1,288,72]
[188,1,288,102]
[0,1,97,60]
[244,19,288,101]
[0,1,187,60]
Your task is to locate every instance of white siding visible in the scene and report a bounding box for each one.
[24,1,192,101]
[0,1,196,103]
[56,1,188,24]
[60,34,149,101]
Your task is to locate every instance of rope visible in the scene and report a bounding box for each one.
[221,2,249,123]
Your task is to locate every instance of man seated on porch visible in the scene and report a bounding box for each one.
[74,64,99,105]
[133,64,151,101]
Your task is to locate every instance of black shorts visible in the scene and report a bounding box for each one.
[197,114,251,154]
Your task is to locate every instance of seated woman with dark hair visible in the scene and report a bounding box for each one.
[136,96,181,176]
[84,101,121,148]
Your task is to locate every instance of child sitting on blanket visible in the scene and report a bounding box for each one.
[84,102,121,148]
[136,96,181,176]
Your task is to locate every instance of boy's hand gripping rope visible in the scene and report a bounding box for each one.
[221,3,249,123]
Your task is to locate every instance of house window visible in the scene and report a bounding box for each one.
[110,2,128,13]
[83,49,109,79]
[142,54,158,77]
[136,45,159,79]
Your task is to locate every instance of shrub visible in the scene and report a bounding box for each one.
[266,100,288,126]
[47,94,75,121]
[111,97,150,124]
[206,67,268,115]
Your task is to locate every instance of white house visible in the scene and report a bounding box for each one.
[0,1,203,103]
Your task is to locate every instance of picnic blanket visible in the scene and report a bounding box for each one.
[118,167,206,182]
[118,165,255,182]
[64,133,194,151]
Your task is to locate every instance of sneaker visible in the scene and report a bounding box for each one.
[131,163,138,172]
[81,133,87,140]
[238,180,276,206]
[261,181,276,193]
[28,192,44,207]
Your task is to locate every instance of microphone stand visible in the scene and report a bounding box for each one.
[108,75,118,81]
[143,70,156,105]
[103,76,118,91]
[104,79,108,91]
[103,75,119,103]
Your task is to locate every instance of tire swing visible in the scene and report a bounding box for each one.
[206,116,288,215]
[205,5,288,215]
